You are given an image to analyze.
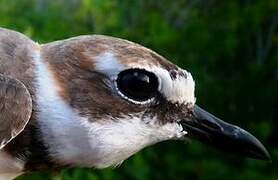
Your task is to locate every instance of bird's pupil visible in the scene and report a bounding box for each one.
[117,69,158,102]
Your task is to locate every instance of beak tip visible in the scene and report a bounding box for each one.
[251,149,271,162]
[240,131,271,161]
[261,147,271,161]
[254,146,271,162]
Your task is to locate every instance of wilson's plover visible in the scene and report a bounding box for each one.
[0,28,270,179]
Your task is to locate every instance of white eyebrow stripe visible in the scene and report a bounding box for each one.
[94,52,125,78]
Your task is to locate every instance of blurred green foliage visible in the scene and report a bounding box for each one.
[0,0,277,179]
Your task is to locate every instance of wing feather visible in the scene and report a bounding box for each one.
[0,74,32,149]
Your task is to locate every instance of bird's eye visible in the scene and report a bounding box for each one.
[116,68,159,102]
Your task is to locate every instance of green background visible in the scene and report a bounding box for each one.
[0,0,277,179]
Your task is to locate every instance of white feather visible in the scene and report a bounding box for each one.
[80,116,187,168]
[95,52,125,78]
[33,48,92,165]
[151,67,196,104]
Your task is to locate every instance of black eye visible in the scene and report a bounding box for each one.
[116,68,159,102]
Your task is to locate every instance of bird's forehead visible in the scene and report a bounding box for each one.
[81,35,176,71]
[77,36,196,105]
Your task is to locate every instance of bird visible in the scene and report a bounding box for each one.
[0,27,270,179]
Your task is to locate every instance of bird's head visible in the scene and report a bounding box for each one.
[39,35,270,168]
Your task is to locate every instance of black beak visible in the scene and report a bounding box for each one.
[181,105,271,160]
